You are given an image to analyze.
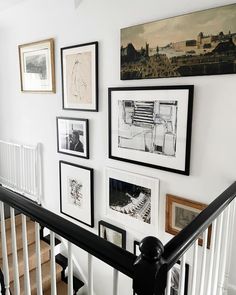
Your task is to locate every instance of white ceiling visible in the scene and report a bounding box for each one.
[0,0,26,11]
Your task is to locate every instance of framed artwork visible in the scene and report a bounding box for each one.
[57,117,89,159]
[121,3,236,80]
[59,161,94,227]
[19,39,55,92]
[106,168,159,234]
[165,194,211,248]
[169,261,189,295]
[133,242,189,295]
[108,86,194,175]
[61,41,98,111]
[98,220,126,249]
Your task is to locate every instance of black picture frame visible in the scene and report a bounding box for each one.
[98,220,126,249]
[59,161,94,228]
[61,41,98,112]
[56,117,89,159]
[108,85,194,175]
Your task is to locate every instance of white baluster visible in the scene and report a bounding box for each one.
[50,231,57,295]
[191,240,198,295]
[165,270,171,295]
[179,254,186,295]
[199,229,208,295]
[88,254,94,295]
[113,269,119,295]
[68,241,73,295]
[206,220,217,295]
[10,208,20,295]
[35,222,43,295]
[0,202,10,295]
[22,214,31,295]
[212,213,224,295]
[218,206,231,295]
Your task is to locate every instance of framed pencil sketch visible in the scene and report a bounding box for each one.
[106,168,159,234]
[108,86,194,175]
[61,41,98,111]
[121,3,236,80]
[57,117,89,159]
[59,161,94,227]
[19,39,55,92]
[98,220,126,249]
[133,242,189,295]
[165,194,211,248]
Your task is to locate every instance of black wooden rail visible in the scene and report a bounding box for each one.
[0,182,236,295]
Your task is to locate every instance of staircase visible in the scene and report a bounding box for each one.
[132,101,154,126]
[0,214,84,294]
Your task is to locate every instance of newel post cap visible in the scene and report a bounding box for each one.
[139,236,164,261]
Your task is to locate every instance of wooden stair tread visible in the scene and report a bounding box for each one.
[4,214,26,231]
[10,260,63,295]
[0,220,35,257]
[0,240,50,282]
[44,280,68,295]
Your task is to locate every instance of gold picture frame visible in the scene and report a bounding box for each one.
[19,38,55,93]
[166,194,211,248]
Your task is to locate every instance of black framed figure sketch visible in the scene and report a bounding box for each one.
[98,220,126,249]
[61,42,98,111]
[59,161,94,227]
[108,86,194,175]
[57,117,89,159]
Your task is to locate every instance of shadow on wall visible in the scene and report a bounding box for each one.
[74,0,83,9]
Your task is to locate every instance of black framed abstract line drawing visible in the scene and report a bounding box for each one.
[169,261,189,295]
[19,38,55,92]
[57,117,89,159]
[61,41,98,111]
[121,3,236,80]
[108,86,194,175]
[59,161,94,227]
[106,168,159,234]
[98,220,126,249]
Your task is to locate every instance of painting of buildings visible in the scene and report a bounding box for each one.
[121,4,236,79]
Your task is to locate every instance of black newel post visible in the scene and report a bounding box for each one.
[133,236,167,295]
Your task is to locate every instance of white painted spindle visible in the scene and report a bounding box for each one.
[10,208,20,295]
[50,231,57,295]
[165,270,171,295]
[191,239,198,295]
[206,220,217,295]
[212,213,224,295]
[178,254,186,295]
[0,202,10,295]
[22,214,31,295]
[88,254,94,295]
[113,269,119,295]
[68,241,73,295]
[35,222,43,295]
[199,229,208,295]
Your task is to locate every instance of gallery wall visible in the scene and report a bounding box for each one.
[0,0,236,294]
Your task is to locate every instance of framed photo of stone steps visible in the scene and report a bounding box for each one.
[108,86,194,175]
[106,168,159,234]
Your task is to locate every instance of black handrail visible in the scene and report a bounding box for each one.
[0,186,136,278]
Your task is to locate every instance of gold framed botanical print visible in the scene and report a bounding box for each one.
[18,38,55,93]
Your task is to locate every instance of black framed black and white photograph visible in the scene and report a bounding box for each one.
[57,117,89,159]
[169,261,189,295]
[61,42,98,111]
[108,86,194,175]
[98,220,126,249]
[106,168,159,234]
[133,240,141,256]
[59,161,94,227]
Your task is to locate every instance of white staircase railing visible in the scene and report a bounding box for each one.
[0,140,42,204]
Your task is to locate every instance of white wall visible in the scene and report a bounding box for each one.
[0,0,236,293]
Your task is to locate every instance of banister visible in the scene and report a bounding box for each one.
[163,181,236,269]
[0,186,136,278]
